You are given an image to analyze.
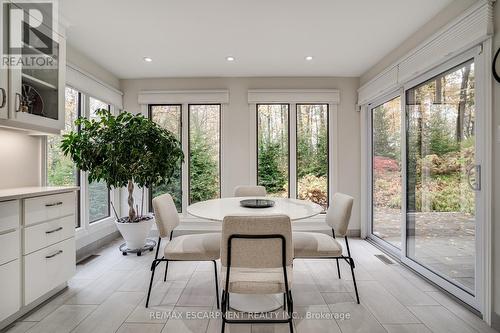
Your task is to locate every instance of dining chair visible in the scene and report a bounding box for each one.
[292,192,360,304]
[220,215,294,333]
[146,193,221,308]
[233,185,267,197]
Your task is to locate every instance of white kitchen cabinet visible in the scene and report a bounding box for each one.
[24,237,75,304]
[0,187,77,329]
[0,200,19,231]
[1,2,66,134]
[23,215,75,255]
[24,192,75,226]
[0,260,20,322]
[0,230,19,265]
[0,199,20,322]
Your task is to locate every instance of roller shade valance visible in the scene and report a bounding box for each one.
[247,89,340,104]
[138,90,229,105]
[66,63,123,108]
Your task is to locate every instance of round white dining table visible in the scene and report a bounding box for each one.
[187,197,323,222]
[187,197,323,313]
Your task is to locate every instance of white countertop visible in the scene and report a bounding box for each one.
[0,186,79,201]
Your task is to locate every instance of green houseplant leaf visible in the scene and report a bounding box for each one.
[61,109,184,222]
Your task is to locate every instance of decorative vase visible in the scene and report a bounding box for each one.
[115,217,154,250]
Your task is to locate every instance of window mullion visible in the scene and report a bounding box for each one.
[82,94,90,229]
[181,103,189,216]
[289,103,297,199]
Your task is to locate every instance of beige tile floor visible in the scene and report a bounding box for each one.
[3,237,497,333]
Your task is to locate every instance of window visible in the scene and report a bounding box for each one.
[296,104,329,209]
[257,104,289,197]
[149,105,182,212]
[189,104,221,204]
[256,103,330,207]
[88,97,111,223]
[371,96,402,249]
[148,104,222,210]
[47,87,81,227]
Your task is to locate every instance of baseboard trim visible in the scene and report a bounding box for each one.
[76,230,121,262]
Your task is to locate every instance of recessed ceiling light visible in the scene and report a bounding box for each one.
[143,57,153,62]
[226,56,235,62]
[305,56,313,61]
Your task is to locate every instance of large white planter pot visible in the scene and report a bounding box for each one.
[115,218,153,250]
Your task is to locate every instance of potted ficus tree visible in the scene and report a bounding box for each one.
[61,109,184,250]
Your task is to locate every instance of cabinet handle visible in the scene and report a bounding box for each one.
[15,93,22,112]
[45,250,63,259]
[0,88,6,108]
[45,201,63,207]
[45,226,63,234]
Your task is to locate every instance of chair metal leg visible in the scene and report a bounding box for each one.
[213,260,220,309]
[288,320,294,333]
[336,258,341,278]
[146,260,158,308]
[349,257,360,304]
[283,293,287,310]
[163,260,169,282]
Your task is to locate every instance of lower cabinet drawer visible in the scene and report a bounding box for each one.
[0,260,20,321]
[23,215,75,255]
[0,200,19,233]
[24,192,76,226]
[0,230,20,265]
[24,238,75,305]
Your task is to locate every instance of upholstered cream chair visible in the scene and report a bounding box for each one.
[233,185,267,197]
[293,193,359,303]
[146,193,221,308]
[220,215,293,333]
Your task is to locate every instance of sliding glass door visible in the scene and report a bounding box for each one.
[368,49,483,310]
[406,59,477,294]
[370,95,402,250]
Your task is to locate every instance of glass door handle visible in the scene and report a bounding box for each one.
[0,88,6,108]
[466,165,481,191]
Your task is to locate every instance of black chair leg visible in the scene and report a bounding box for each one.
[163,260,169,282]
[146,260,158,308]
[336,258,341,278]
[349,258,360,304]
[213,260,220,309]
[283,293,287,310]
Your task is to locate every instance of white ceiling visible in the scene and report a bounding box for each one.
[60,0,453,79]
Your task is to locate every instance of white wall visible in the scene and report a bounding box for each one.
[0,128,42,189]
[121,77,362,230]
